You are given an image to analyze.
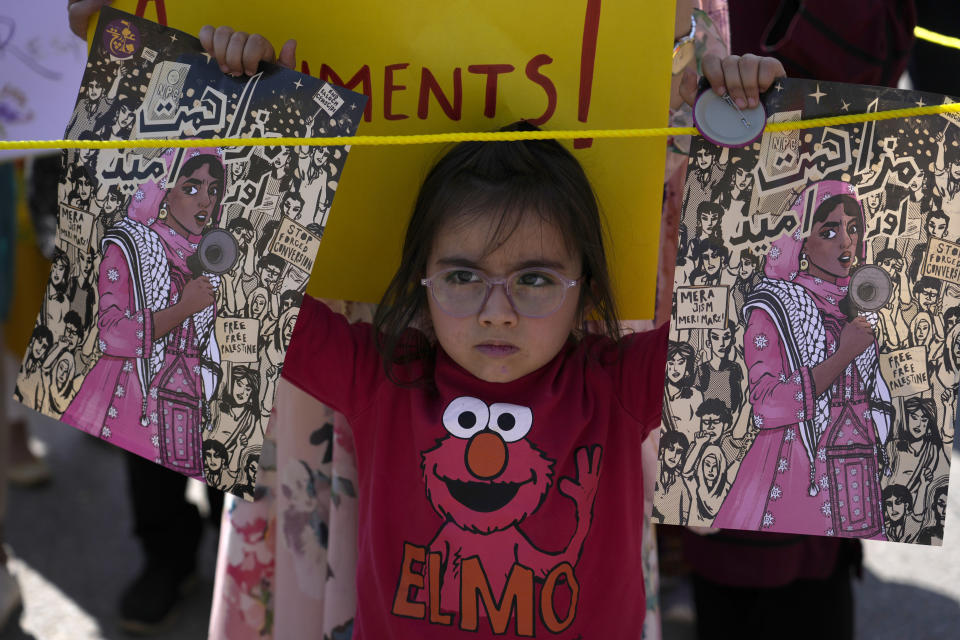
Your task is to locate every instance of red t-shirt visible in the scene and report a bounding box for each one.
[283,296,668,639]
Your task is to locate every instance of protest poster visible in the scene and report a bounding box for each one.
[14,8,367,499]
[102,0,673,319]
[657,78,956,545]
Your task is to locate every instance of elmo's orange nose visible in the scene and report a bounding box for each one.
[465,431,507,479]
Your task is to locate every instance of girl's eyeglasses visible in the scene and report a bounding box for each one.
[421,267,580,318]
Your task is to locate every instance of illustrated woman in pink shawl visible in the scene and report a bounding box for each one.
[62,152,225,480]
[713,180,893,539]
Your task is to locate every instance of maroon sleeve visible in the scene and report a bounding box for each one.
[281,295,384,420]
[617,322,670,439]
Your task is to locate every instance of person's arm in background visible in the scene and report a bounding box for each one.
[67,0,113,40]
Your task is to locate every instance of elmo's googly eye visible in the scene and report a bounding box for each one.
[487,403,532,442]
[442,396,490,439]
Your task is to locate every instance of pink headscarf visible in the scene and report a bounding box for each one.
[763,179,864,282]
[125,146,223,227]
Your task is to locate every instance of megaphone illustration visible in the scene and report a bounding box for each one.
[840,265,892,319]
[187,228,239,277]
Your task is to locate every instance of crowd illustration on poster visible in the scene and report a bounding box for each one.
[13,8,366,499]
[657,77,956,544]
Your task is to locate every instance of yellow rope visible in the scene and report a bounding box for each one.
[915,26,960,51]
[2,100,959,151]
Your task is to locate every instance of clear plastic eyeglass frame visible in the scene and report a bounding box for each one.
[421,267,580,318]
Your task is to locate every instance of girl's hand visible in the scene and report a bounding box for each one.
[682,53,786,109]
[180,276,216,315]
[68,0,112,40]
[198,26,297,76]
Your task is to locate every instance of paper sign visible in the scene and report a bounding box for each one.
[271,217,322,274]
[56,204,94,250]
[674,286,727,330]
[879,347,930,397]
[215,318,260,363]
[923,237,960,286]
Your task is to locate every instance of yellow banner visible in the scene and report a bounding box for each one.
[102,0,672,318]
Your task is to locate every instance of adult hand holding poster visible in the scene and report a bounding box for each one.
[14,8,367,499]
[658,78,957,545]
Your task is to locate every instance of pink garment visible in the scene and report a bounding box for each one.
[713,180,889,539]
[62,220,210,478]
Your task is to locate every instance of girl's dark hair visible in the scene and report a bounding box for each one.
[373,121,621,385]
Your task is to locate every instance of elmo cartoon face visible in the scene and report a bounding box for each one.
[421,396,555,534]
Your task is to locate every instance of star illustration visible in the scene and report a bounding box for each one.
[915,97,926,108]
[294,78,303,90]
[775,81,784,92]
[808,83,826,104]
[169,32,178,43]
[840,99,851,112]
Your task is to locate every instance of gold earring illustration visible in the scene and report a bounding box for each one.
[851,255,859,267]
[159,202,168,219]
[799,252,809,271]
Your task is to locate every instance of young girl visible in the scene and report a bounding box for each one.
[200,24,782,639]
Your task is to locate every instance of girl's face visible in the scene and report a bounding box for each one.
[426,213,583,383]
[936,493,948,521]
[233,376,252,405]
[702,249,722,276]
[734,167,753,191]
[927,216,947,239]
[55,359,71,387]
[907,409,929,440]
[738,259,757,279]
[272,147,290,170]
[663,442,684,470]
[103,192,120,214]
[311,147,329,165]
[282,196,303,219]
[666,353,687,384]
[251,294,266,316]
[116,105,134,130]
[79,148,97,166]
[77,177,92,201]
[31,336,49,359]
[805,203,860,282]
[703,455,719,484]
[282,314,298,343]
[952,335,960,363]
[914,319,931,344]
[884,495,906,523]
[51,260,67,285]
[700,210,719,235]
[166,163,221,235]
